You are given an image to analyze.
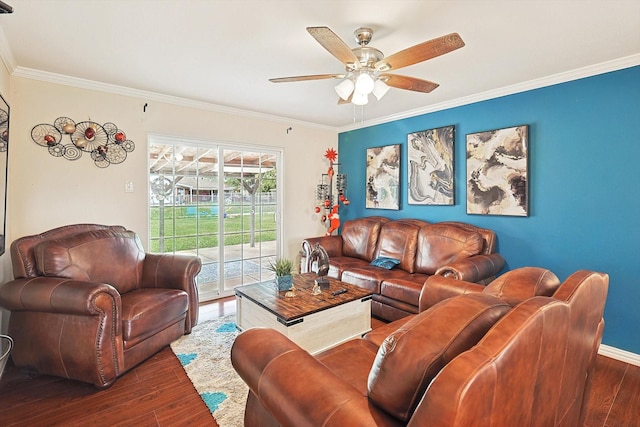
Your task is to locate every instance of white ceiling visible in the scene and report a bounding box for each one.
[0,0,639,130]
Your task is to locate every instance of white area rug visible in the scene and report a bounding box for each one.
[171,315,247,426]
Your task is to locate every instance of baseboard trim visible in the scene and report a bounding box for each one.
[598,344,640,367]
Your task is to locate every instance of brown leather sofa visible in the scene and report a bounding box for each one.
[0,224,202,388]
[302,216,505,321]
[231,268,608,426]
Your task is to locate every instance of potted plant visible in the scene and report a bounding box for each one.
[267,258,294,291]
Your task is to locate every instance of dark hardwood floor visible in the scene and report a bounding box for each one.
[0,297,638,426]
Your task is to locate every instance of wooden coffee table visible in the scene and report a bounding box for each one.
[235,273,373,354]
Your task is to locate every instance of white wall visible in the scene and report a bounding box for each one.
[0,75,335,282]
[0,59,9,333]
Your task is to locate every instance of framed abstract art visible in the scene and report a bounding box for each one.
[407,125,454,205]
[466,125,528,216]
[366,144,400,210]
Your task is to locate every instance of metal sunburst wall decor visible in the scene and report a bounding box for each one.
[31,117,135,168]
[314,148,349,236]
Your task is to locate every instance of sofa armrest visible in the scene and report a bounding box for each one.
[231,328,387,427]
[0,277,121,317]
[0,276,123,388]
[420,276,485,311]
[301,235,343,273]
[142,253,202,331]
[435,253,505,283]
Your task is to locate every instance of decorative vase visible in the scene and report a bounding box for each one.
[276,274,293,291]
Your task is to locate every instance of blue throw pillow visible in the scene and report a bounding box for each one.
[370,257,401,270]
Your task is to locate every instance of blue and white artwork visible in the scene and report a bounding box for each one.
[407,125,455,205]
[466,125,528,216]
[366,144,400,210]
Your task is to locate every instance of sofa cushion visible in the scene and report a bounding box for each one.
[438,221,496,254]
[10,224,127,279]
[414,224,484,274]
[367,293,510,422]
[315,339,380,396]
[342,267,410,294]
[341,217,388,261]
[35,228,145,294]
[380,273,429,306]
[121,288,189,347]
[327,256,370,279]
[375,221,420,273]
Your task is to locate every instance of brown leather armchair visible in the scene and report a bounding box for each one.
[0,224,202,388]
[231,269,608,426]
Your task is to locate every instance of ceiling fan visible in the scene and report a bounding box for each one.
[269,26,465,106]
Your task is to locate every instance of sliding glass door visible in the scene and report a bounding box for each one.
[149,136,281,301]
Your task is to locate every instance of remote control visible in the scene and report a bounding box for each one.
[332,288,348,296]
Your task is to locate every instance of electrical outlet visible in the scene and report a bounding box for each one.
[125,181,134,193]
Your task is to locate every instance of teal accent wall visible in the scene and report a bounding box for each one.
[338,65,640,354]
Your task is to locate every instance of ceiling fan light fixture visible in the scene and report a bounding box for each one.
[335,78,355,100]
[269,27,465,107]
[352,91,368,106]
[372,79,390,100]
[354,72,375,95]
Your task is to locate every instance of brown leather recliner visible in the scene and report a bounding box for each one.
[0,224,202,388]
[231,269,608,426]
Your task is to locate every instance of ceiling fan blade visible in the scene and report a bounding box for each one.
[307,26,361,70]
[381,74,439,93]
[269,74,345,83]
[375,33,465,72]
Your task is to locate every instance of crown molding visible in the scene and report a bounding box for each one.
[10,66,335,132]
[5,51,640,134]
[338,53,640,133]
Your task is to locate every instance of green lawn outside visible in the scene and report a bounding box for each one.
[150,204,277,252]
